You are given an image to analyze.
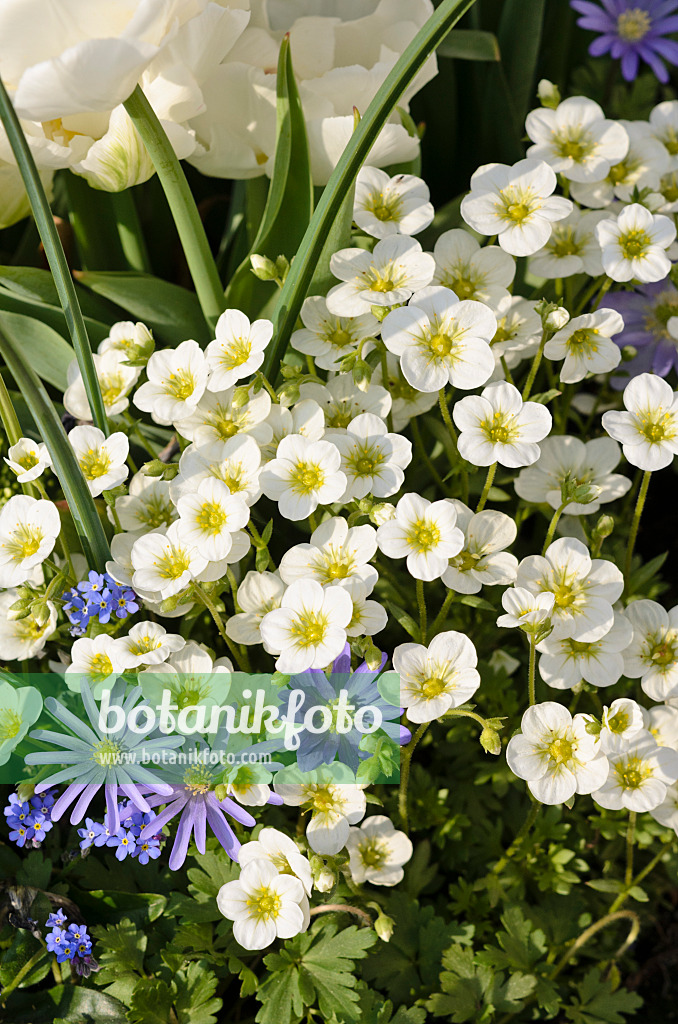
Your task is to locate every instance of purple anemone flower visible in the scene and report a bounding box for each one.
[571,0,678,82]
[603,279,678,384]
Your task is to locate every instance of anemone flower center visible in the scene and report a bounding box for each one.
[617,8,651,41]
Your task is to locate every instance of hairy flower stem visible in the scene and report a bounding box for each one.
[398,721,430,835]
[609,840,675,913]
[542,500,568,555]
[521,328,548,401]
[491,800,540,875]
[192,583,250,671]
[528,636,537,706]
[438,388,469,503]
[624,470,651,592]
[309,904,373,926]
[430,589,456,636]
[0,368,38,499]
[123,86,225,330]
[476,461,497,513]
[416,579,427,644]
[625,811,637,888]
[378,343,394,432]
[410,417,451,496]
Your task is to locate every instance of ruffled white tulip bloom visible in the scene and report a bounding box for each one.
[259,579,353,672]
[4,438,51,483]
[537,612,633,689]
[353,167,434,239]
[592,731,678,812]
[381,285,496,393]
[596,204,676,283]
[525,96,629,183]
[543,308,624,384]
[346,815,413,885]
[441,501,518,595]
[392,631,480,723]
[516,537,624,642]
[327,236,436,316]
[217,860,307,950]
[623,599,678,700]
[602,372,678,471]
[514,435,631,515]
[68,425,129,496]
[0,155,52,228]
[453,382,552,468]
[431,229,515,309]
[460,158,572,257]
[376,492,463,581]
[506,702,609,805]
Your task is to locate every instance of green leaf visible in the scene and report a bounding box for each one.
[586,879,624,894]
[564,968,643,1024]
[0,74,108,433]
[90,918,146,1005]
[386,602,421,641]
[530,389,562,405]
[427,945,537,1022]
[187,849,240,898]
[0,931,50,990]
[264,0,478,381]
[0,265,118,323]
[225,35,313,319]
[257,920,377,1024]
[438,30,500,61]
[174,962,222,1024]
[0,327,111,569]
[497,0,546,127]
[477,906,547,972]
[628,551,668,595]
[129,978,175,1024]
[460,595,495,612]
[77,270,210,347]
[0,310,74,390]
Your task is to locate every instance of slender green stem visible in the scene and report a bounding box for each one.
[416,578,427,644]
[0,947,47,1005]
[0,75,108,434]
[522,328,548,400]
[625,811,637,888]
[123,86,225,330]
[499,355,514,385]
[573,274,605,317]
[430,589,455,636]
[192,584,250,671]
[476,462,497,512]
[265,0,478,379]
[624,470,651,590]
[438,389,469,503]
[398,721,430,835]
[0,369,37,498]
[308,904,373,927]
[528,636,537,706]
[379,344,394,432]
[491,801,540,875]
[542,500,568,555]
[609,840,675,913]
[410,416,451,496]
[110,188,151,272]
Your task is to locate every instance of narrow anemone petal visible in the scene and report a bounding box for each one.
[215,793,256,828]
[206,799,241,861]
[51,782,90,822]
[193,798,207,854]
[25,750,90,765]
[118,783,151,812]
[29,729,92,752]
[106,785,120,832]
[70,783,100,823]
[43,697,99,746]
[142,795,189,834]
[168,808,195,870]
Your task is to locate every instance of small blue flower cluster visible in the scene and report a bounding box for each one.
[4,789,56,847]
[63,570,139,636]
[78,801,162,864]
[46,908,97,975]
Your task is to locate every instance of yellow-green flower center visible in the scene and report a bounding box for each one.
[220,338,252,370]
[92,738,123,766]
[79,448,111,481]
[247,887,282,920]
[290,461,324,494]
[196,500,228,533]
[615,755,651,790]
[290,610,328,647]
[165,370,196,401]
[619,229,652,259]
[547,737,573,764]
[406,519,441,553]
[359,836,388,868]
[0,709,22,741]
[617,8,651,41]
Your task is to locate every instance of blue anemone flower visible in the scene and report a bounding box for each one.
[571,0,678,82]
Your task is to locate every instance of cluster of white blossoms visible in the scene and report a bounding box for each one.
[9,78,678,954]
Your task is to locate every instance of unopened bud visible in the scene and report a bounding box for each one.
[373,907,395,942]
[214,784,229,803]
[621,345,638,362]
[370,502,396,526]
[364,640,383,671]
[143,459,167,478]
[231,386,250,409]
[545,306,569,331]
[353,359,372,392]
[277,382,300,406]
[370,305,392,323]
[593,514,614,539]
[537,79,561,109]
[31,599,50,627]
[250,254,279,281]
[16,782,36,802]
[480,726,502,755]
[314,868,336,892]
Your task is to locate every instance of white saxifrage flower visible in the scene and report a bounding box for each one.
[506,702,609,804]
[216,860,306,950]
[338,577,388,638]
[298,375,391,430]
[373,352,438,430]
[453,382,552,468]
[460,158,572,257]
[376,492,464,581]
[0,590,56,660]
[441,502,518,595]
[346,816,413,886]
[326,235,435,316]
[329,413,412,500]
[380,285,496,393]
[571,121,669,208]
[537,612,633,689]
[259,435,346,520]
[238,827,313,897]
[65,634,132,697]
[131,523,208,600]
[68,425,129,496]
[274,776,367,856]
[117,621,186,669]
[497,587,555,631]
[260,400,325,463]
[649,782,678,832]
[134,341,209,425]
[176,479,250,562]
[543,308,624,384]
[596,699,645,753]
[516,537,624,642]
[205,309,273,392]
[0,495,60,587]
[175,386,272,446]
[225,571,285,649]
[529,209,607,279]
[623,599,678,700]
[596,204,676,283]
[491,295,542,371]
[278,517,378,590]
[291,295,379,372]
[113,473,175,533]
[98,320,153,359]
[644,706,678,749]
[64,350,140,420]
[514,435,631,515]
[649,100,678,169]
[259,580,353,673]
[602,373,678,471]
[431,228,515,309]
[171,435,263,507]
[353,167,434,239]
[525,96,629,182]
[4,438,51,483]
[592,732,678,812]
[392,631,480,723]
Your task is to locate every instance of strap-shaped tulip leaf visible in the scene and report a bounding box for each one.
[0,74,109,435]
[0,328,111,570]
[263,0,478,381]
